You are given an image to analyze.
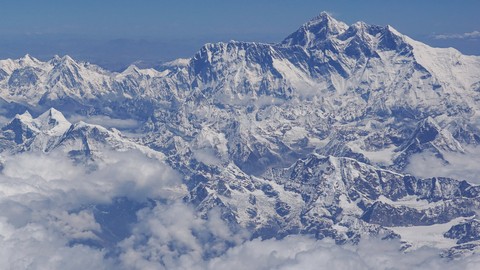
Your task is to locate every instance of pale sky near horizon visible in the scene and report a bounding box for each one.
[1,0,478,69]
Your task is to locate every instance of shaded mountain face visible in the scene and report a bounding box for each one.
[0,13,480,258]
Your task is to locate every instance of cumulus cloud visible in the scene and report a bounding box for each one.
[405,146,480,184]
[118,203,249,270]
[433,31,480,40]
[0,149,184,269]
[48,210,101,240]
[0,217,112,270]
[0,150,184,204]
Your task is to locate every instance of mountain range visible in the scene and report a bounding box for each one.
[1,12,480,258]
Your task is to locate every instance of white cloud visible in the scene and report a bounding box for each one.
[434,31,480,40]
[205,236,480,270]
[0,217,112,270]
[405,146,480,184]
[118,203,249,270]
[2,151,84,182]
[0,149,185,269]
[0,115,10,126]
[193,148,222,166]
[0,150,184,204]
[68,114,141,130]
[119,222,480,270]
[0,148,478,269]
[48,210,101,240]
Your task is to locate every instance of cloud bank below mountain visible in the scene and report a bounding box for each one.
[406,146,480,184]
[0,150,478,269]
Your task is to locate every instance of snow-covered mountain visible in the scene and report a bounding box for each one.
[1,12,480,258]
[0,108,165,163]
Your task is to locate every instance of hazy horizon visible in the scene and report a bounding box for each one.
[1,0,479,70]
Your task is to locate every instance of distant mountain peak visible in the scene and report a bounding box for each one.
[279,12,415,56]
[385,25,402,36]
[32,107,72,134]
[19,54,41,66]
[122,64,141,75]
[38,107,69,122]
[1,108,71,147]
[50,55,77,66]
[351,21,368,31]
[281,11,348,48]
[16,110,33,121]
[308,11,334,22]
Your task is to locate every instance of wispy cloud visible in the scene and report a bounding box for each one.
[68,114,141,130]
[433,31,480,40]
[405,146,480,183]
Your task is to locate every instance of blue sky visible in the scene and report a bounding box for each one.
[1,0,479,69]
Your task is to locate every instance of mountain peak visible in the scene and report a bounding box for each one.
[49,55,78,66]
[309,11,336,23]
[352,21,368,31]
[385,25,402,36]
[41,107,67,120]
[19,54,40,66]
[60,55,76,65]
[281,12,348,48]
[35,108,71,133]
[15,110,34,122]
[122,64,141,75]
